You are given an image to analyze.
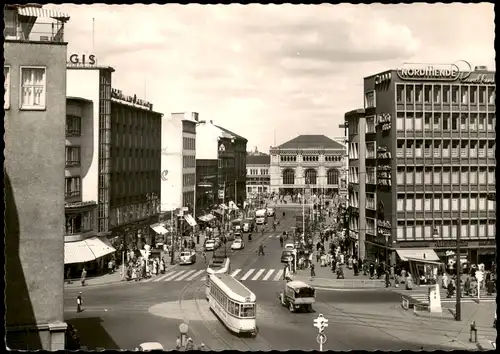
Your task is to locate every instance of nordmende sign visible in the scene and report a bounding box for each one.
[397,60,473,82]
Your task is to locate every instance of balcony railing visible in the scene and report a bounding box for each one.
[5,21,65,43]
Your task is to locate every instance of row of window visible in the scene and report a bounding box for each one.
[65,210,93,235]
[280,155,343,162]
[113,131,160,149]
[247,186,269,193]
[396,84,496,105]
[183,137,195,151]
[396,140,495,159]
[183,173,195,187]
[183,155,196,169]
[397,166,495,186]
[247,168,269,175]
[65,177,81,197]
[109,202,159,227]
[210,283,256,318]
[397,194,495,213]
[396,112,496,132]
[112,156,161,173]
[396,221,496,241]
[4,66,46,110]
[66,146,81,166]
[110,172,159,199]
[281,169,339,185]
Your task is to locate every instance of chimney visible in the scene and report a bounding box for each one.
[474,65,488,71]
[210,120,213,124]
[191,112,199,121]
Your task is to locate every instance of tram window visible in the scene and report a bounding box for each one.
[241,304,255,318]
[228,301,234,314]
[235,303,241,317]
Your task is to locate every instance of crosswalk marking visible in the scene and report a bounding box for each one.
[165,270,187,281]
[175,270,197,281]
[252,269,265,281]
[273,269,284,281]
[240,269,255,280]
[231,269,241,277]
[153,271,175,282]
[186,269,205,281]
[262,269,274,281]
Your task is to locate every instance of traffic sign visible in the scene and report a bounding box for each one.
[313,314,329,332]
[179,323,189,334]
[316,333,327,344]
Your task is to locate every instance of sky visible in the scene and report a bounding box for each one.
[52,3,495,152]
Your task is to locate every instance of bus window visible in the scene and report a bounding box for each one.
[241,304,255,318]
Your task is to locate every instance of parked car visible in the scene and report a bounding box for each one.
[204,239,216,251]
[179,250,196,265]
[281,250,295,263]
[136,342,164,351]
[284,243,295,250]
[231,238,245,250]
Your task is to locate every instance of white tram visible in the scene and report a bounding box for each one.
[207,273,257,336]
[206,257,230,298]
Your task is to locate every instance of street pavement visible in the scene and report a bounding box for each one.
[63,207,493,351]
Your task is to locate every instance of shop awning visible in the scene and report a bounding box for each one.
[199,214,215,222]
[64,237,116,265]
[229,201,239,210]
[18,6,71,22]
[219,204,229,210]
[396,248,440,262]
[184,214,197,227]
[150,223,168,234]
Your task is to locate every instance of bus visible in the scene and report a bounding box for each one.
[207,273,257,336]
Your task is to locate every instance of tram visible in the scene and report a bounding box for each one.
[206,257,230,298]
[207,273,257,336]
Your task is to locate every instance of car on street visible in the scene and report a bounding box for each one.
[179,250,196,265]
[204,239,216,251]
[281,250,295,263]
[136,342,164,351]
[266,207,275,217]
[231,238,245,250]
[284,243,295,250]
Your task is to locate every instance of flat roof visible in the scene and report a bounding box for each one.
[67,96,93,103]
[216,273,253,299]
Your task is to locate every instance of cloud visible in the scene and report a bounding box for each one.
[50,3,494,150]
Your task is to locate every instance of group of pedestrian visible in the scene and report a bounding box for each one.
[125,256,166,281]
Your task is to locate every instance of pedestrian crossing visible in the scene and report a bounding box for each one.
[393,287,496,304]
[142,268,288,283]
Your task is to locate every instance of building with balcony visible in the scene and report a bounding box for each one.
[195,120,247,219]
[345,63,496,268]
[4,4,70,350]
[246,151,271,197]
[269,135,346,197]
[66,64,162,254]
[160,112,198,233]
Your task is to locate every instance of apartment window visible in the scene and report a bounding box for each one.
[65,177,81,197]
[397,223,405,240]
[366,193,376,210]
[433,86,441,104]
[487,141,495,158]
[460,168,468,184]
[415,141,423,158]
[396,141,404,157]
[424,195,432,211]
[414,195,423,211]
[366,116,376,133]
[442,113,450,131]
[414,112,423,131]
[479,86,486,104]
[479,196,487,211]
[461,196,469,210]
[487,221,495,238]
[451,168,459,184]
[469,141,477,158]
[487,168,495,184]
[442,85,450,103]
[470,86,477,104]
[478,141,486,157]
[487,86,495,104]
[415,223,423,239]
[451,224,458,239]
[470,168,478,184]
[424,141,431,158]
[415,168,423,184]
[460,141,468,158]
[20,67,46,109]
[451,141,459,158]
[478,113,486,130]
[479,221,486,237]
[433,114,440,131]
[366,141,376,159]
[442,195,450,211]
[65,146,81,166]
[442,141,450,158]
[424,85,432,103]
[442,167,450,184]
[470,221,478,238]
[405,141,413,158]
[460,116,467,131]
[434,196,441,211]
[451,195,459,211]
[451,113,459,131]
[397,195,404,212]
[424,113,431,130]
[406,168,414,185]
[407,225,414,240]
[470,195,477,211]
[415,85,423,103]
[477,167,486,184]
[396,84,404,103]
[424,168,432,184]
[396,112,404,131]
[461,223,469,238]
[405,85,414,103]
[66,115,82,137]
[366,167,376,184]
[397,168,404,185]
[364,91,375,108]
[405,113,413,131]
[433,167,441,184]
[469,114,477,131]
[461,87,468,104]
[4,66,10,109]
[451,85,459,103]
[406,197,413,211]
[433,141,441,158]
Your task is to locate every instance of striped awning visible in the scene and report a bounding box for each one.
[18,6,70,22]
[84,237,116,259]
[64,237,116,265]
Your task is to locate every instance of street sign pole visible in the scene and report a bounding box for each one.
[313,314,328,351]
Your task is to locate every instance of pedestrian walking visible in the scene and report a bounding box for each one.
[310,263,316,279]
[80,268,87,287]
[76,292,83,313]
[258,244,265,256]
[385,271,390,288]
[175,336,181,350]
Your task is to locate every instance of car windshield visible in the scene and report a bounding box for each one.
[180,252,190,257]
[282,251,292,256]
